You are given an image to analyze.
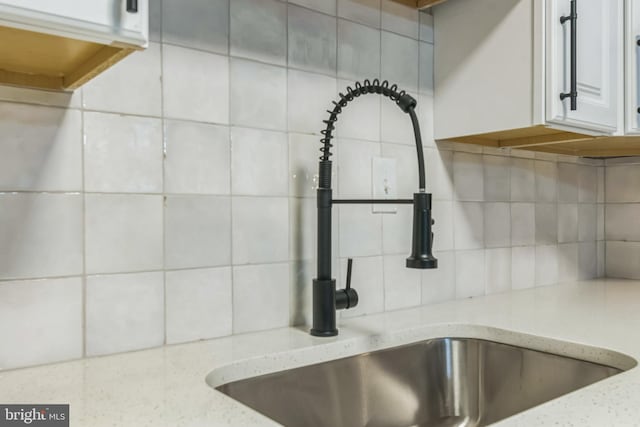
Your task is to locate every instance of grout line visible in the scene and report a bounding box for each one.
[80,94,87,359]
[229,0,236,336]
[160,12,168,346]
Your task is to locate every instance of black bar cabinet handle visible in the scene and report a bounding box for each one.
[126,0,138,13]
[560,0,578,110]
[637,39,640,115]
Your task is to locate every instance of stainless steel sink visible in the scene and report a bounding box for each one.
[216,338,627,427]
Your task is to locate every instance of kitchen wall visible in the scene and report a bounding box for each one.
[604,157,640,279]
[0,0,603,370]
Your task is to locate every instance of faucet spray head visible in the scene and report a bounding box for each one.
[406,192,438,269]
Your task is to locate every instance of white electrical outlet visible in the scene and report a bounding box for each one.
[372,157,397,213]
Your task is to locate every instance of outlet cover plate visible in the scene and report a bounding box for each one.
[372,157,397,213]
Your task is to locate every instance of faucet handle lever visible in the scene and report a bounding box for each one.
[336,258,358,310]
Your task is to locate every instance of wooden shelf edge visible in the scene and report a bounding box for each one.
[0,69,63,90]
[438,126,640,158]
[417,0,448,8]
[63,45,133,90]
[389,0,445,9]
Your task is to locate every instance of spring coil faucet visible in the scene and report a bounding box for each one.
[311,79,438,337]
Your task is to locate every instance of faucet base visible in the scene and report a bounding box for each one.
[310,278,338,337]
[310,328,338,337]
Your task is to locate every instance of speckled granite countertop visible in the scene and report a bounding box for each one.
[3,279,640,426]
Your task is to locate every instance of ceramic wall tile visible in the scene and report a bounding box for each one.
[165,196,231,269]
[338,0,381,29]
[230,0,287,66]
[0,277,82,369]
[230,58,287,131]
[166,267,233,344]
[0,103,81,192]
[0,194,83,280]
[162,0,229,54]
[233,263,290,333]
[85,194,163,274]
[86,272,164,356]
[288,5,337,75]
[84,112,163,193]
[162,45,229,124]
[164,120,230,195]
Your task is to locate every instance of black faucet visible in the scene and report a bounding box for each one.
[310,79,438,337]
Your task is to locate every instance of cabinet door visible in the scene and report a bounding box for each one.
[626,0,640,134]
[0,0,148,47]
[546,0,623,134]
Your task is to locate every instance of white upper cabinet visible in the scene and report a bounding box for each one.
[0,0,148,91]
[0,0,148,47]
[433,0,627,153]
[626,0,640,134]
[546,0,622,133]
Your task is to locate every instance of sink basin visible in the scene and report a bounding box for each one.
[216,337,628,427]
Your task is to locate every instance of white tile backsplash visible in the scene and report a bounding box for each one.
[454,202,484,250]
[339,204,382,257]
[338,20,381,81]
[535,245,558,287]
[162,0,229,54]
[485,248,511,294]
[511,246,535,290]
[535,160,557,202]
[84,112,163,193]
[162,44,229,124]
[483,155,510,202]
[230,58,287,130]
[0,194,83,280]
[381,32,419,93]
[288,70,337,134]
[231,127,289,196]
[233,263,290,333]
[511,203,535,246]
[83,42,162,116]
[337,138,380,196]
[384,254,422,310]
[0,0,607,370]
[338,0,381,28]
[603,161,640,279]
[421,250,455,303]
[0,277,82,369]
[0,103,82,192]
[164,120,231,195]
[558,162,579,202]
[484,203,510,248]
[558,204,579,243]
[165,196,232,269]
[289,0,336,15]
[339,256,384,317]
[86,272,164,356]
[381,0,419,39]
[232,197,289,264]
[535,203,557,245]
[455,249,485,298]
[230,0,287,66]
[558,243,579,282]
[288,5,337,75]
[606,241,640,279]
[166,267,233,344]
[0,102,82,191]
[453,152,484,201]
[85,194,163,274]
[511,158,535,202]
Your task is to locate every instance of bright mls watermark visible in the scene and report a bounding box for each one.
[0,405,68,426]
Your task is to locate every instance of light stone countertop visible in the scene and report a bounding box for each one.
[3,279,640,426]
